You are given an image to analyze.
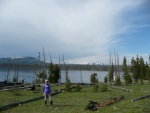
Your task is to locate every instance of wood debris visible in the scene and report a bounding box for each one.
[85,96,124,111]
[131,94,150,102]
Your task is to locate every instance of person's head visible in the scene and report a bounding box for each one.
[45,79,48,84]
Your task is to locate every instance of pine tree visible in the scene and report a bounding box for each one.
[90,73,98,84]
[92,82,99,92]
[122,57,128,76]
[53,64,60,83]
[48,61,60,83]
[108,63,114,83]
[147,55,150,83]
[104,76,108,83]
[64,76,72,92]
[139,57,145,85]
[48,61,54,83]
[125,73,132,85]
[114,75,121,85]
[130,55,140,84]
[146,67,150,84]
[122,56,132,85]
[38,70,46,83]
[63,58,72,92]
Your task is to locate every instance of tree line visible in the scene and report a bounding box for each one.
[106,55,150,85]
[36,54,150,85]
[0,63,110,71]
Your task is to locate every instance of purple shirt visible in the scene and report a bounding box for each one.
[43,84,51,94]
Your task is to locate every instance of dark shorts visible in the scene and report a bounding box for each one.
[44,93,52,101]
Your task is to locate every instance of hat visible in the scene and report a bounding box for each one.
[45,79,48,82]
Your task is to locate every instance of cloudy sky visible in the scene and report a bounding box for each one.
[0,0,150,64]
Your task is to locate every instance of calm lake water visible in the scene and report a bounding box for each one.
[0,67,122,83]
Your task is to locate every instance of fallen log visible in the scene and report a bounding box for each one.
[85,96,124,111]
[0,90,61,111]
[111,86,133,92]
[0,84,24,90]
[0,83,41,91]
[0,82,23,87]
[0,86,34,91]
[131,94,150,102]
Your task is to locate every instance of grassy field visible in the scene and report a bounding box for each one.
[0,82,150,113]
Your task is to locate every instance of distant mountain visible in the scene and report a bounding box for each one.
[0,56,109,70]
[0,56,45,66]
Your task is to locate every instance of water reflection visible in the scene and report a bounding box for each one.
[0,67,122,83]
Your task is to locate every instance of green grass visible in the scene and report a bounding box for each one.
[0,83,150,113]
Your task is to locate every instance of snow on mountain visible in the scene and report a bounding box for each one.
[0,56,45,65]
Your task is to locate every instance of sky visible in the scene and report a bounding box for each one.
[0,0,150,64]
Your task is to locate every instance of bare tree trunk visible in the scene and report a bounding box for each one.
[43,47,46,80]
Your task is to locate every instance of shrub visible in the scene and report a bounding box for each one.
[11,84,21,96]
[64,76,72,92]
[99,83,108,92]
[124,73,132,85]
[114,75,121,85]
[90,73,98,84]
[92,82,99,92]
[73,83,82,92]
[104,76,108,83]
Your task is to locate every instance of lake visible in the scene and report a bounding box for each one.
[0,67,122,83]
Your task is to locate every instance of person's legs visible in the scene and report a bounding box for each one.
[44,94,47,106]
[48,94,53,106]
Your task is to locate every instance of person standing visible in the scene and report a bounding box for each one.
[43,79,53,107]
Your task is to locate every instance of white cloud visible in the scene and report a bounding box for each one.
[0,0,147,64]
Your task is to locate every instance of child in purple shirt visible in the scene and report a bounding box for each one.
[43,79,53,106]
